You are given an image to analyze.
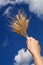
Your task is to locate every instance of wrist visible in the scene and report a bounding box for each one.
[33,53,43,65]
[33,53,41,59]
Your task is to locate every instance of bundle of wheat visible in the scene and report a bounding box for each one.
[9,14,31,38]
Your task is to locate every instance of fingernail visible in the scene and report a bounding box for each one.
[27,37,30,40]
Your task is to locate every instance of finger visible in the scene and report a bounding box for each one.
[29,37,37,42]
[30,37,38,42]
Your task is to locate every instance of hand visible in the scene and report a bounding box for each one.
[26,37,41,56]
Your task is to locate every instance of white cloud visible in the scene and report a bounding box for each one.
[14,48,43,65]
[15,0,29,3]
[31,63,34,65]
[14,48,33,65]
[15,0,43,18]
[0,0,10,5]
[0,0,43,17]
[15,0,24,3]
[0,0,16,5]
[29,0,43,17]
[15,0,29,4]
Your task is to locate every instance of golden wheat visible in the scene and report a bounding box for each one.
[9,14,31,38]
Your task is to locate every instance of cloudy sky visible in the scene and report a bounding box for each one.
[0,0,43,65]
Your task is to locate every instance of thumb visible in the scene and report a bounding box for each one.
[26,36,30,40]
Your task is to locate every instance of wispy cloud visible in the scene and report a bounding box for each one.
[3,7,12,15]
[2,38,9,47]
[14,48,33,65]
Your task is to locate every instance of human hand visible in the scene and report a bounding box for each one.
[26,37,41,56]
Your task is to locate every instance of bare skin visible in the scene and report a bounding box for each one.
[26,37,43,65]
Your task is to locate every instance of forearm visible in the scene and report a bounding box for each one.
[33,53,43,65]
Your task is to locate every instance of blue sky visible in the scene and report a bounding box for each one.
[0,0,43,65]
